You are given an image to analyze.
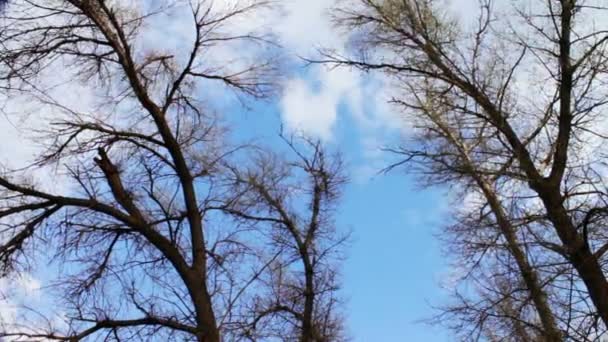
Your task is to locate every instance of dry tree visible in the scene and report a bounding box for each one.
[326,0,608,339]
[215,136,349,342]
[0,0,289,341]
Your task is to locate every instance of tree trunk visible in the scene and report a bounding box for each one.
[187,274,220,342]
[301,264,315,342]
[475,175,562,340]
[539,190,608,328]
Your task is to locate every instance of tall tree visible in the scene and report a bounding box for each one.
[220,136,348,342]
[384,94,563,340]
[0,1,315,341]
[328,0,608,338]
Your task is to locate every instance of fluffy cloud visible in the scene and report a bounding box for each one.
[274,0,350,139]
[274,0,407,145]
[280,66,361,140]
[274,0,340,54]
[0,274,41,325]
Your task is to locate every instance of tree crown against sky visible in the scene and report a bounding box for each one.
[0,1,346,341]
[2,0,608,341]
[324,0,608,340]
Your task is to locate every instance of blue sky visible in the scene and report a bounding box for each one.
[230,93,453,341]
[257,3,480,337]
[340,174,451,341]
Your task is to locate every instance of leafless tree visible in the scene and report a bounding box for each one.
[382,94,564,340]
[326,0,608,339]
[0,0,295,341]
[214,136,349,342]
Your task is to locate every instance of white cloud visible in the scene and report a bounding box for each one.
[281,78,337,140]
[274,0,353,140]
[274,0,407,147]
[280,66,361,140]
[274,0,340,54]
[0,274,42,325]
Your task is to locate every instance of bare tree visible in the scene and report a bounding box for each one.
[383,94,564,340]
[216,136,349,342]
[327,0,608,338]
[0,0,285,341]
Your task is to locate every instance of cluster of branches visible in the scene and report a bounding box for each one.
[0,1,347,341]
[327,0,608,340]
